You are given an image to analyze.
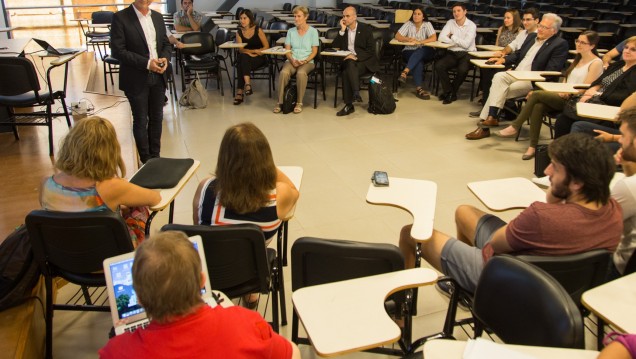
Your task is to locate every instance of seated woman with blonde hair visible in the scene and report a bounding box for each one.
[40,116,161,246]
[273,5,319,114]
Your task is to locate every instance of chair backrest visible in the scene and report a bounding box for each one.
[0,57,41,97]
[624,250,636,275]
[269,21,290,31]
[516,249,611,306]
[235,6,244,20]
[325,28,340,40]
[181,32,215,55]
[291,237,404,291]
[91,11,114,24]
[25,210,134,281]
[283,3,292,11]
[473,255,585,349]
[161,223,271,298]
[215,27,231,46]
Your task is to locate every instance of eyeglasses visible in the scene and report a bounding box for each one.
[537,24,553,31]
[575,39,590,45]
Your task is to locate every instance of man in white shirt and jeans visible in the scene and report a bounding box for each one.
[434,3,477,104]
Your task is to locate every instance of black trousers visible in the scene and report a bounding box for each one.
[434,50,470,95]
[341,59,369,105]
[236,53,267,88]
[126,72,165,163]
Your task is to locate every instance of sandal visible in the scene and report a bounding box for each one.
[273,104,282,113]
[416,88,431,100]
[398,70,408,84]
[244,84,253,96]
[233,93,243,105]
[293,103,303,113]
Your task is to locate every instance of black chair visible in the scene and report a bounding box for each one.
[179,32,225,95]
[473,255,585,348]
[25,210,135,359]
[213,27,234,90]
[0,56,72,156]
[283,3,292,12]
[437,249,610,348]
[78,11,114,56]
[516,249,612,310]
[291,237,415,356]
[235,6,244,20]
[160,223,286,333]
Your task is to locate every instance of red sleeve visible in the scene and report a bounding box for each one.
[505,203,541,251]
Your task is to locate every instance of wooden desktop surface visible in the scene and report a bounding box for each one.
[293,268,438,357]
[366,177,437,240]
[582,272,636,333]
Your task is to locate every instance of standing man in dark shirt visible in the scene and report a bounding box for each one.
[332,6,380,116]
[111,0,172,164]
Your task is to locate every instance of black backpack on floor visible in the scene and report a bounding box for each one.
[368,75,396,115]
[282,83,297,114]
[0,225,40,311]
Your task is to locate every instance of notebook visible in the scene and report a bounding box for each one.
[129,158,195,189]
[103,235,221,335]
[33,38,79,55]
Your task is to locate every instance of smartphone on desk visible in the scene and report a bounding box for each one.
[372,171,389,187]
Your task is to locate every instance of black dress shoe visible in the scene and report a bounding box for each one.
[354,94,363,103]
[337,104,355,116]
[438,92,449,101]
[443,93,457,105]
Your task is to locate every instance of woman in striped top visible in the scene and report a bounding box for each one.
[192,122,299,245]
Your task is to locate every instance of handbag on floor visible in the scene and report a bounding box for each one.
[179,73,208,109]
[534,144,551,177]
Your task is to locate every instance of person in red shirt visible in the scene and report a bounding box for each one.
[99,231,301,359]
[399,133,623,293]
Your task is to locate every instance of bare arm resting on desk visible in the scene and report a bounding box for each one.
[597,340,632,359]
[276,168,299,219]
[96,178,161,211]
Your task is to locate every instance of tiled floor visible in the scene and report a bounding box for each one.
[36,49,597,357]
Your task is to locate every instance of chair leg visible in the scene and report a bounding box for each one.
[271,273,280,333]
[291,310,300,343]
[597,317,605,350]
[81,286,93,305]
[278,256,287,326]
[45,275,54,359]
[46,104,54,156]
[59,98,72,128]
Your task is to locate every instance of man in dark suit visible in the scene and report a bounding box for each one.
[465,13,568,140]
[111,0,172,163]
[332,6,380,116]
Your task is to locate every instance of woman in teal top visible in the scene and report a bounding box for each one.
[273,5,319,114]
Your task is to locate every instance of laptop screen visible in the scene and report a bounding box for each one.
[108,257,144,320]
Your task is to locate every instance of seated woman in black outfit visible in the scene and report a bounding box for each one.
[234,9,270,105]
[555,36,636,137]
